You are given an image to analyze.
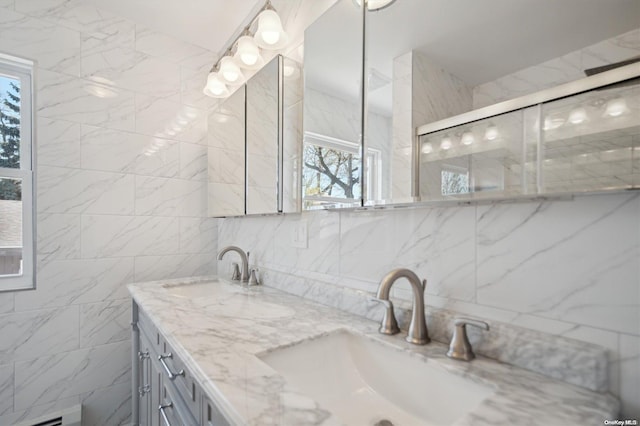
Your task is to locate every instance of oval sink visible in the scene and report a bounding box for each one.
[259,329,495,425]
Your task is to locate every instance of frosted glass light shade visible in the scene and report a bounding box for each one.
[203,72,229,98]
[235,36,264,70]
[283,57,300,79]
[353,0,397,11]
[461,131,474,146]
[605,98,628,117]
[254,9,288,49]
[219,56,245,85]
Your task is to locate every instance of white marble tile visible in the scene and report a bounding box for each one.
[36,118,81,168]
[14,340,130,410]
[180,66,220,110]
[618,334,640,418]
[208,183,244,217]
[16,0,135,48]
[79,299,130,348]
[477,193,640,335]
[0,8,80,75]
[80,215,179,258]
[135,176,206,217]
[179,217,218,254]
[135,94,207,144]
[180,142,207,181]
[208,87,245,151]
[208,147,245,184]
[581,28,640,70]
[398,205,476,302]
[0,364,12,416]
[81,382,131,426]
[17,258,133,311]
[270,212,340,276]
[134,254,217,283]
[136,136,180,178]
[135,26,213,71]
[0,395,80,426]
[0,293,13,314]
[37,69,136,131]
[0,0,14,9]
[81,37,181,99]
[217,215,281,267]
[0,306,79,364]
[36,213,81,262]
[37,165,135,214]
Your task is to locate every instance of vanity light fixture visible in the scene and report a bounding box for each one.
[484,124,498,141]
[234,35,263,69]
[568,107,587,124]
[461,131,474,146]
[604,98,628,117]
[354,0,398,11]
[254,8,288,49]
[203,0,288,98]
[440,136,453,150]
[203,70,230,98]
[421,141,433,154]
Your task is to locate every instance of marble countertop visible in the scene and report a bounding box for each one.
[128,277,618,426]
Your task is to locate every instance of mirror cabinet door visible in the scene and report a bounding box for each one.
[246,56,281,215]
[208,85,246,217]
[364,1,640,204]
[302,0,364,210]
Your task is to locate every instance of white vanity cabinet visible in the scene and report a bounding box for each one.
[133,302,228,426]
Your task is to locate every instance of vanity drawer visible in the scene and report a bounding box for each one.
[202,394,230,426]
[138,307,162,349]
[158,339,201,423]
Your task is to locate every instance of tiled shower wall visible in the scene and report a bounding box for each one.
[218,192,640,417]
[0,0,218,424]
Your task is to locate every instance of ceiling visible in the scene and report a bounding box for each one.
[88,0,264,53]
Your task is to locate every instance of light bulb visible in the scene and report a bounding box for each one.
[219,56,244,85]
[485,124,498,140]
[441,136,452,150]
[234,36,262,69]
[568,107,587,124]
[421,142,433,154]
[203,71,229,98]
[254,9,288,49]
[605,98,628,117]
[543,117,564,131]
[461,131,474,146]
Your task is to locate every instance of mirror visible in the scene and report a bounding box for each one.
[302,0,364,209]
[208,85,246,217]
[365,0,640,204]
[246,56,281,215]
[282,53,304,213]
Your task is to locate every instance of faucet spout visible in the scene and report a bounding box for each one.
[217,246,249,282]
[376,268,429,345]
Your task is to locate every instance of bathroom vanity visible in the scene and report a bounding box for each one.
[129,277,619,426]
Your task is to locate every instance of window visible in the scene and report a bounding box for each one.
[441,165,470,196]
[0,54,34,291]
[302,132,381,207]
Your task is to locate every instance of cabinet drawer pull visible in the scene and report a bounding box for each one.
[159,402,173,426]
[138,350,149,360]
[138,384,150,396]
[158,353,185,380]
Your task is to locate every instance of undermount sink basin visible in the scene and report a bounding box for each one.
[259,329,494,426]
[164,281,221,298]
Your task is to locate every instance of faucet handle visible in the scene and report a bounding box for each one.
[446,317,490,361]
[231,263,241,281]
[248,268,260,286]
[370,298,400,335]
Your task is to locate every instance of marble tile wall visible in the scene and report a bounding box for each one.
[0,0,217,423]
[218,191,640,417]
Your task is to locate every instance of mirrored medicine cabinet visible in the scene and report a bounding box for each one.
[302,0,640,210]
[210,0,640,216]
[208,54,303,217]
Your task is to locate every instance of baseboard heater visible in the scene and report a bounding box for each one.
[13,404,81,426]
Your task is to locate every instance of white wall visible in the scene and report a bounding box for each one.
[0,0,217,424]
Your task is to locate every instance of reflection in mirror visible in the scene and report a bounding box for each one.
[365,0,640,203]
[208,85,246,217]
[246,56,281,215]
[303,0,363,209]
[282,52,304,213]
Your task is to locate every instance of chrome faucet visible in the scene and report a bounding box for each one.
[374,268,430,345]
[217,246,249,282]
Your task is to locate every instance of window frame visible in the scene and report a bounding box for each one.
[0,53,35,292]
